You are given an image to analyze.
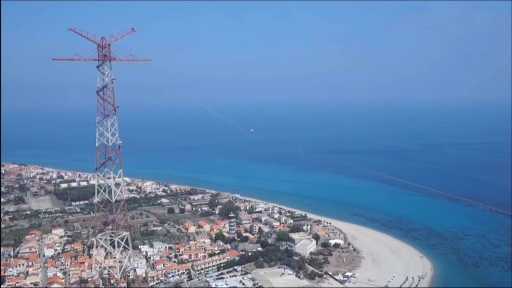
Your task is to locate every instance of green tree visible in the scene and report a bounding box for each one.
[312,233,320,244]
[289,224,305,233]
[208,197,220,209]
[214,231,226,243]
[260,239,269,249]
[276,230,289,242]
[218,200,241,219]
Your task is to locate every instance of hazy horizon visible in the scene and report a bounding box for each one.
[1,1,511,113]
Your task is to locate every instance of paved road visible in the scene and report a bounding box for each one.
[65,265,70,287]
[38,239,45,260]
[41,263,48,287]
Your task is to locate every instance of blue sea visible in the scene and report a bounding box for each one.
[2,100,511,287]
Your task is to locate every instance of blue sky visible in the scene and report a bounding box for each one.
[1,1,510,113]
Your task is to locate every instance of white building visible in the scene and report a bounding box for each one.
[256,214,267,223]
[153,241,173,252]
[139,245,153,255]
[250,222,259,235]
[289,232,312,245]
[239,214,252,225]
[264,218,279,228]
[295,239,316,256]
[44,248,56,258]
[51,228,65,237]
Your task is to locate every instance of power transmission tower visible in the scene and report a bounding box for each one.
[52,27,151,286]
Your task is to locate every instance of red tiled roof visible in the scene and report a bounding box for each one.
[226,250,240,257]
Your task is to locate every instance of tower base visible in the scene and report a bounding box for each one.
[91,230,134,286]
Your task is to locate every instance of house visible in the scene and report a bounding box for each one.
[18,245,38,257]
[238,243,261,253]
[250,222,259,235]
[27,229,43,240]
[284,218,294,225]
[29,186,44,197]
[153,242,173,252]
[238,214,252,225]
[183,221,196,233]
[180,249,207,262]
[197,220,211,232]
[256,214,267,223]
[5,276,25,287]
[164,263,191,279]
[191,252,237,274]
[22,274,41,287]
[24,253,37,264]
[52,227,65,237]
[210,224,223,233]
[72,242,83,252]
[264,218,279,228]
[316,230,327,242]
[46,274,66,288]
[146,270,158,285]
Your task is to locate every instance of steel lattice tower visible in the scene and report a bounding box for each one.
[52,27,151,286]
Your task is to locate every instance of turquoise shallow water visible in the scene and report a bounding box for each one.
[2,151,511,287]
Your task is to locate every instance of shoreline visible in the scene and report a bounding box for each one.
[2,162,435,287]
[242,195,435,288]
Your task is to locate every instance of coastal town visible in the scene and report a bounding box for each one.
[1,162,369,288]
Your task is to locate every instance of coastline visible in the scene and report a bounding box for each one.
[242,195,435,288]
[2,162,435,287]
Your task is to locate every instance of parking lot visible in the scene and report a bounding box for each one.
[206,267,261,288]
[252,267,314,287]
[208,274,257,288]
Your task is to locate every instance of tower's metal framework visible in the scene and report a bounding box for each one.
[52,27,151,286]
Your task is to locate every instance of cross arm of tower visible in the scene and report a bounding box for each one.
[67,27,137,45]
[51,54,152,62]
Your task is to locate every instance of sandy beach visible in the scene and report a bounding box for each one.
[242,196,434,288]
